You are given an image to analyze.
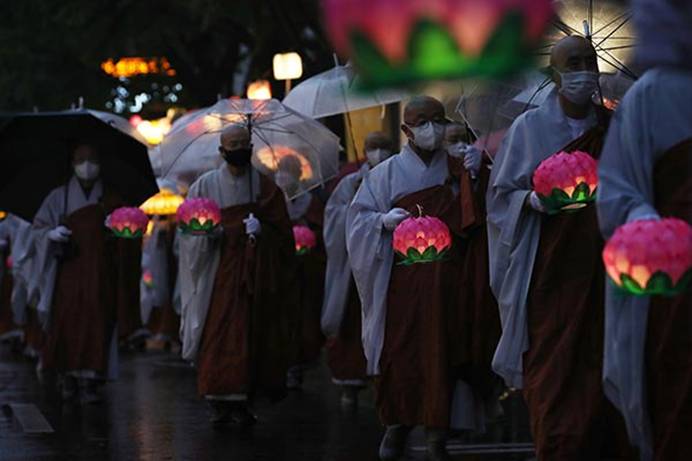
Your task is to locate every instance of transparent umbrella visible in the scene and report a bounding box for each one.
[282,61,408,119]
[159,98,340,198]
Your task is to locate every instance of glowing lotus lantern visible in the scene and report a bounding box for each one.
[176,198,222,235]
[140,188,185,216]
[323,0,554,88]
[142,270,154,289]
[393,209,452,265]
[293,225,317,255]
[108,207,149,239]
[532,151,598,214]
[0,210,6,221]
[603,218,692,296]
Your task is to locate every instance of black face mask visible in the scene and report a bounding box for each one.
[221,146,252,166]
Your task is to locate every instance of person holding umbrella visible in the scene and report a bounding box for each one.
[32,142,142,403]
[178,124,299,427]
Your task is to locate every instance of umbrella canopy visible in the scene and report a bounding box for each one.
[282,63,407,119]
[159,98,340,198]
[0,110,157,221]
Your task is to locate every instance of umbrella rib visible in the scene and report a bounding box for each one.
[161,131,215,178]
[596,15,631,47]
[551,19,580,36]
[594,47,638,79]
[592,11,630,36]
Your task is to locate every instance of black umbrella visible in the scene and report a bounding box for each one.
[0,110,158,221]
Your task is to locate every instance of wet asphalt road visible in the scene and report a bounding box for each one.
[0,344,534,461]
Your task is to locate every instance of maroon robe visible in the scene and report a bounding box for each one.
[43,191,141,375]
[522,111,635,460]
[116,236,143,341]
[647,139,692,461]
[196,176,298,399]
[291,196,326,365]
[375,182,468,429]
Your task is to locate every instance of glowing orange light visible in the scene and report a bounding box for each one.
[100,57,177,78]
[255,145,313,180]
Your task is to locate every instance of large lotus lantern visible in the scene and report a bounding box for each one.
[532,150,598,213]
[602,218,692,296]
[108,207,149,239]
[323,0,554,88]
[393,207,452,265]
[176,198,222,235]
[293,225,317,255]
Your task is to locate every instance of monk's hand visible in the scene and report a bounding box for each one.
[48,225,72,243]
[243,213,261,236]
[382,208,410,231]
[528,191,548,213]
[462,145,482,178]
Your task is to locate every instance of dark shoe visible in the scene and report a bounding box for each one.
[61,375,78,401]
[378,425,412,460]
[425,428,451,461]
[208,401,232,427]
[229,403,257,429]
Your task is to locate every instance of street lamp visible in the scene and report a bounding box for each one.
[273,52,303,95]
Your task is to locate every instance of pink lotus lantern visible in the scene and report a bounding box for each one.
[532,150,598,213]
[176,198,222,235]
[323,0,553,88]
[293,225,317,255]
[142,270,154,289]
[602,218,692,296]
[393,208,452,265]
[108,207,149,239]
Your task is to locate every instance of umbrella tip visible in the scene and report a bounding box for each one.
[582,20,591,39]
[332,53,340,67]
[78,97,84,109]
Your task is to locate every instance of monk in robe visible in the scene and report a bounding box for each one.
[444,123,503,415]
[322,131,393,408]
[178,124,298,427]
[33,143,141,403]
[274,155,326,389]
[348,97,482,461]
[598,2,692,459]
[487,36,634,460]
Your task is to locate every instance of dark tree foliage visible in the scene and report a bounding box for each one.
[0,0,332,116]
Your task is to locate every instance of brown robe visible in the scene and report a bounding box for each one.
[43,192,140,375]
[647,138,692,461]
[325,276,368,383]
[196,177,298,400]
[523,111,634,460]
[291,196,326,365]
[375,182,467,429]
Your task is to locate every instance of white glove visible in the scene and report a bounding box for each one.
[243,213,261,235]
[382,208,410,231]
[528,191,547,213]
[462,145,482,178]
[48,225,72,243]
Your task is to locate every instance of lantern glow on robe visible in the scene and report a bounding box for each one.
[293,225,317,255]
[140,188,185,216]
[323,0,554,89]
[393,211,452,265]
[176,198,222,235]
[603,218,692,296]
[532,150,598,213]
[108,207,149,239]
[142,270,154,289]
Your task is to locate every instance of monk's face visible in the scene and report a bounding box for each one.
[401,97,447,152]
[71,144,100,167]
[551,36,599,87]
[444,124,469,146]
[363,132,391,152]
[219,126,250,152]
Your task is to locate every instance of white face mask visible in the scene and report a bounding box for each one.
[74,161,100,181]
[558,71,599,105]
[408,121,446,151]
[446,141,468,158]
[365,148,391,167]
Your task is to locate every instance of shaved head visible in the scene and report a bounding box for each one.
[220,124,250,151]
[403,96,445,126]
[550,36,598,85]
[364,131,391,152]
[444,122,472,145]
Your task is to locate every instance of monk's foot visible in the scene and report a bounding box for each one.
[60,376,78,401]
[229,403,257,429]
[207,401,232,427]
[339,386,360,409]
[378,424,412,461]
[425,428,450,461]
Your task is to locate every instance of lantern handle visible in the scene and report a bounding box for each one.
[416,204,423,217]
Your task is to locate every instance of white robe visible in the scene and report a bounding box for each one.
[597,68,692,461]
[178,165,260,362]
[0,214,35,328]
[321,163,369,337]
[140,218,172,325]
[346,144,450,376]
[486,89,597,388]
